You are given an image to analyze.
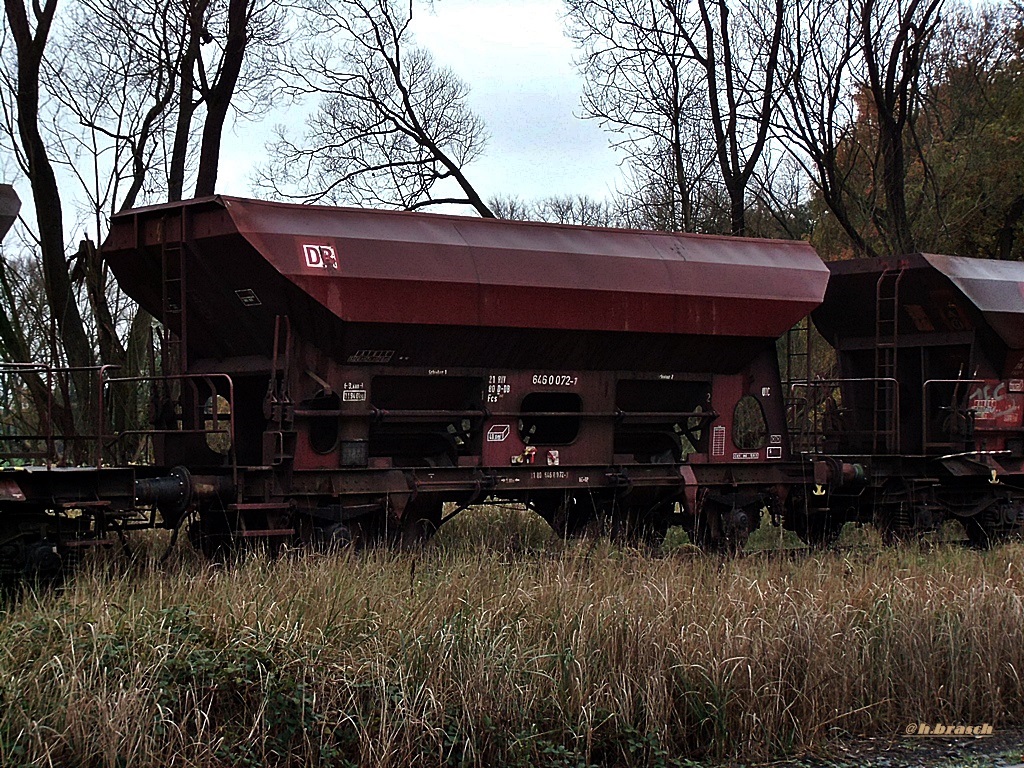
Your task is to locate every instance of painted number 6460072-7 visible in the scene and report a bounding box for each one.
[532,374,578,386]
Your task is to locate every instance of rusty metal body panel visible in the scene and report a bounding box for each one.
[921,253,1024,351]
[104,195,828,348]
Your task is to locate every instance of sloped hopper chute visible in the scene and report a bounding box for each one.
[103,195,831,373]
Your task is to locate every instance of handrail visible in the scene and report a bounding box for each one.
[1,366,237,470]
[103,372,237,484]
[0,363,112,467]
[0,364,109,373]
[786,377,900,454]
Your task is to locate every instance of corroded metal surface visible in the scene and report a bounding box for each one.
[105,195,829,340]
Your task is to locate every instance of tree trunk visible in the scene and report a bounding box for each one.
[995,195,1024,260]
[168,0,208,201]
[194,0,249,196]
[79,239,125,369]
[5,0,97,444]
[728,182,746,236]
[877,116,916,254]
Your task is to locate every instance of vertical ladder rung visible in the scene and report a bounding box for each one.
[160,214,188,377]
[873,265,904,453]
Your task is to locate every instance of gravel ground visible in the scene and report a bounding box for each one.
[763,728,1024,768]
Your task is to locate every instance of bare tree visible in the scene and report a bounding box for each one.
[2,0,96,434]
[169,0,282,199]
[567,0,786,235]
[0,243,71,432]
[663,0,785,235]
[194,0,278,195]
[45,1,173,219]
[860,0,944,255]
[747,154,816,239]
[615,151,728,232]
[0,0,282,448]
[777,0,944,257]
[488,195,536,222]
[38,0,183,376]
[775,0,877,256]
[41,0,283,215]
[258,0,493,216]
[566,0,715,232]
[490,194,623,226]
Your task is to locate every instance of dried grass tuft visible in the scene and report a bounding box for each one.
[1,507,1021,767]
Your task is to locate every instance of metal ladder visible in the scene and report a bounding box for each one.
[873,265,904,453]
[785,318,813,452]
[160,215,188,377]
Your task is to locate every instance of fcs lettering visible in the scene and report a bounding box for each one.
[303,244,338,269]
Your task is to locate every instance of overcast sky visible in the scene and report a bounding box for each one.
[218,0,627,209]
[414,0,626,203]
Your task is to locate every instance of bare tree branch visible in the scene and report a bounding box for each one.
[257,0,493,217]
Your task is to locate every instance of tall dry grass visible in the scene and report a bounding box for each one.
[1,507,1022,767]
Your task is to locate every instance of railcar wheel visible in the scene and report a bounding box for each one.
[0,535,65,583]
[533,492,673,546]
[961,517,993,549]
[312,521,358,551]
[793,514,843,548]
[399,496,444,548]
[312,515,384,551]
[192,499,302,559]
[959,502,1024,549]
[609,503,670,549]
[188,508,234,560]
[786,502,843,549]
[782,488,844,549]
[874,518,910,546]
[532,492,602,539]
[687,499,759,555]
